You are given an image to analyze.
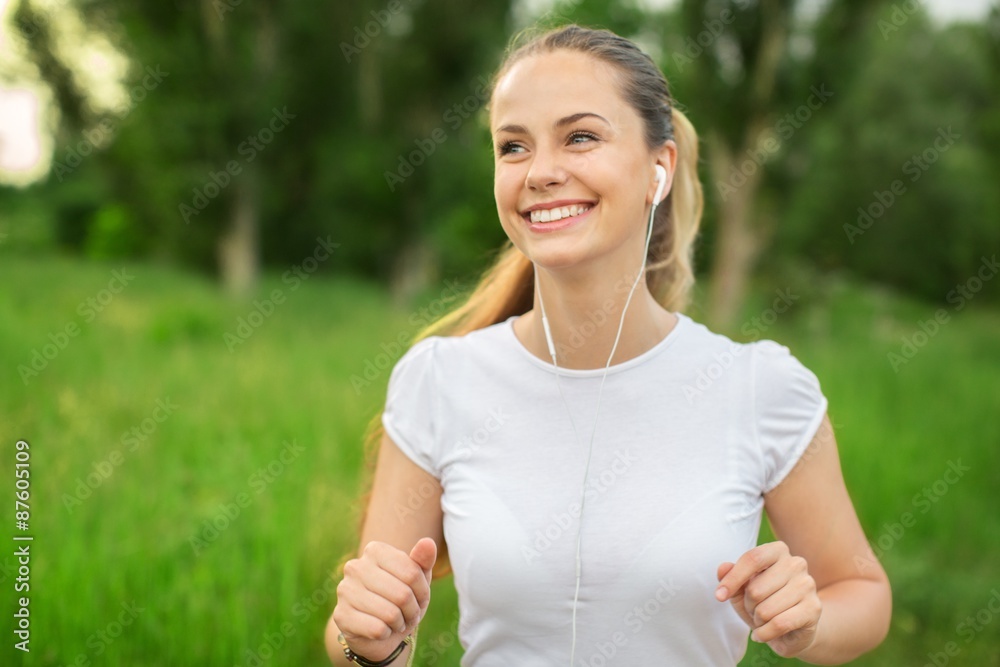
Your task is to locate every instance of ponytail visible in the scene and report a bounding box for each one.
[646,107,704,313]
[340,24,703,583]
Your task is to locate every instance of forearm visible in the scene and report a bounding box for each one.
[795,578,892,665]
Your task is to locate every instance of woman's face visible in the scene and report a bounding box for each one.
[490,49,672,274]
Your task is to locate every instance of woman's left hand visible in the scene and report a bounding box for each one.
[715,541,823,658]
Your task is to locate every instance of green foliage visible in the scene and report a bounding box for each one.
[83,203,142,260]
[3,0,999,303]
[0,186,57,254]
[774,16,1000,305]
[1,256,998,665]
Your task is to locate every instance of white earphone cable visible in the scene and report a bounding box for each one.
[533,190,660,666]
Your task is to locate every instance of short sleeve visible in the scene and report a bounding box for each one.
[381,336,441,479]
[752,340,829,493]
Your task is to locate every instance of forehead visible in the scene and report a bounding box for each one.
[490,50,631,130]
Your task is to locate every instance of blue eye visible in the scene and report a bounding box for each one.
[497,140,523,155]
[569,131,599,144]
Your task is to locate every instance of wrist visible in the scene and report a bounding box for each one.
[338,629,416,667]
[792,605,826,662]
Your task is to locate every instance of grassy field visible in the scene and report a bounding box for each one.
[1,254,998,666]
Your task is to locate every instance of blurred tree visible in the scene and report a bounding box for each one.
[775,10,1000,302]
[673,0,900,329]
[676,0,793,329]
[339,0,516,300]
[6,0,997,312]
[12,0,517,296]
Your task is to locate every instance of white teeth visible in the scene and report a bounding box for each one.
[529,204,592,223]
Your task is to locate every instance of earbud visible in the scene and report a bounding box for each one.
[535,160,667,667]
[653,164,667,206]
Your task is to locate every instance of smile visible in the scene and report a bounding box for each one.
[528,203,593,223]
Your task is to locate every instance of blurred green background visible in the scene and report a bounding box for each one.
[1,0,998,665]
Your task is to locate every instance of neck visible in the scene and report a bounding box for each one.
[516,264,677,370]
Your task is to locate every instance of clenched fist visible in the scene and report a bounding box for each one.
[333,538,437,662]
[716,541,822,658]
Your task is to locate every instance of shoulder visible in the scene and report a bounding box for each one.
[748,338,823,391]
[679,314,818,376]
[391,335,440,376]
[392,318,513,375]
[674,313,754,371]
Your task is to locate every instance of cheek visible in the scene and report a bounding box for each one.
[494,171,521,209]
[493,175,519,233]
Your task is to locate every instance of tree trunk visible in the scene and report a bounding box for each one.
[705,129,764,332]
[218,174,259,297]
[358,47,382,133]
[704,0,789,332]
[211,2,278,297]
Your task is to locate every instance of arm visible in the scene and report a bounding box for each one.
[716,413,892,664]
[325,430,448,666]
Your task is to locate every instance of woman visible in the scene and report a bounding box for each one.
[326,23,891,666]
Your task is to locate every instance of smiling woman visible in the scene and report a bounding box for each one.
[327,23,891,667]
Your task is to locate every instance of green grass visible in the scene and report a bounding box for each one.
[1,255,998,666]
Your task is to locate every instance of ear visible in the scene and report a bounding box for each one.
[648,139,678,206]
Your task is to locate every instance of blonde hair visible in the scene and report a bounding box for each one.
[339,23,704,582]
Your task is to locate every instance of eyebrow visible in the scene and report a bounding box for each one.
[494,112,610,136]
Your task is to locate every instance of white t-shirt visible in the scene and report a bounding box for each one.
[382,311,828,666]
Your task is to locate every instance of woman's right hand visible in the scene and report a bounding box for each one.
[333,537,438,662]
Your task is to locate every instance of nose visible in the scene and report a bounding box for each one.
[525,143,567,191]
